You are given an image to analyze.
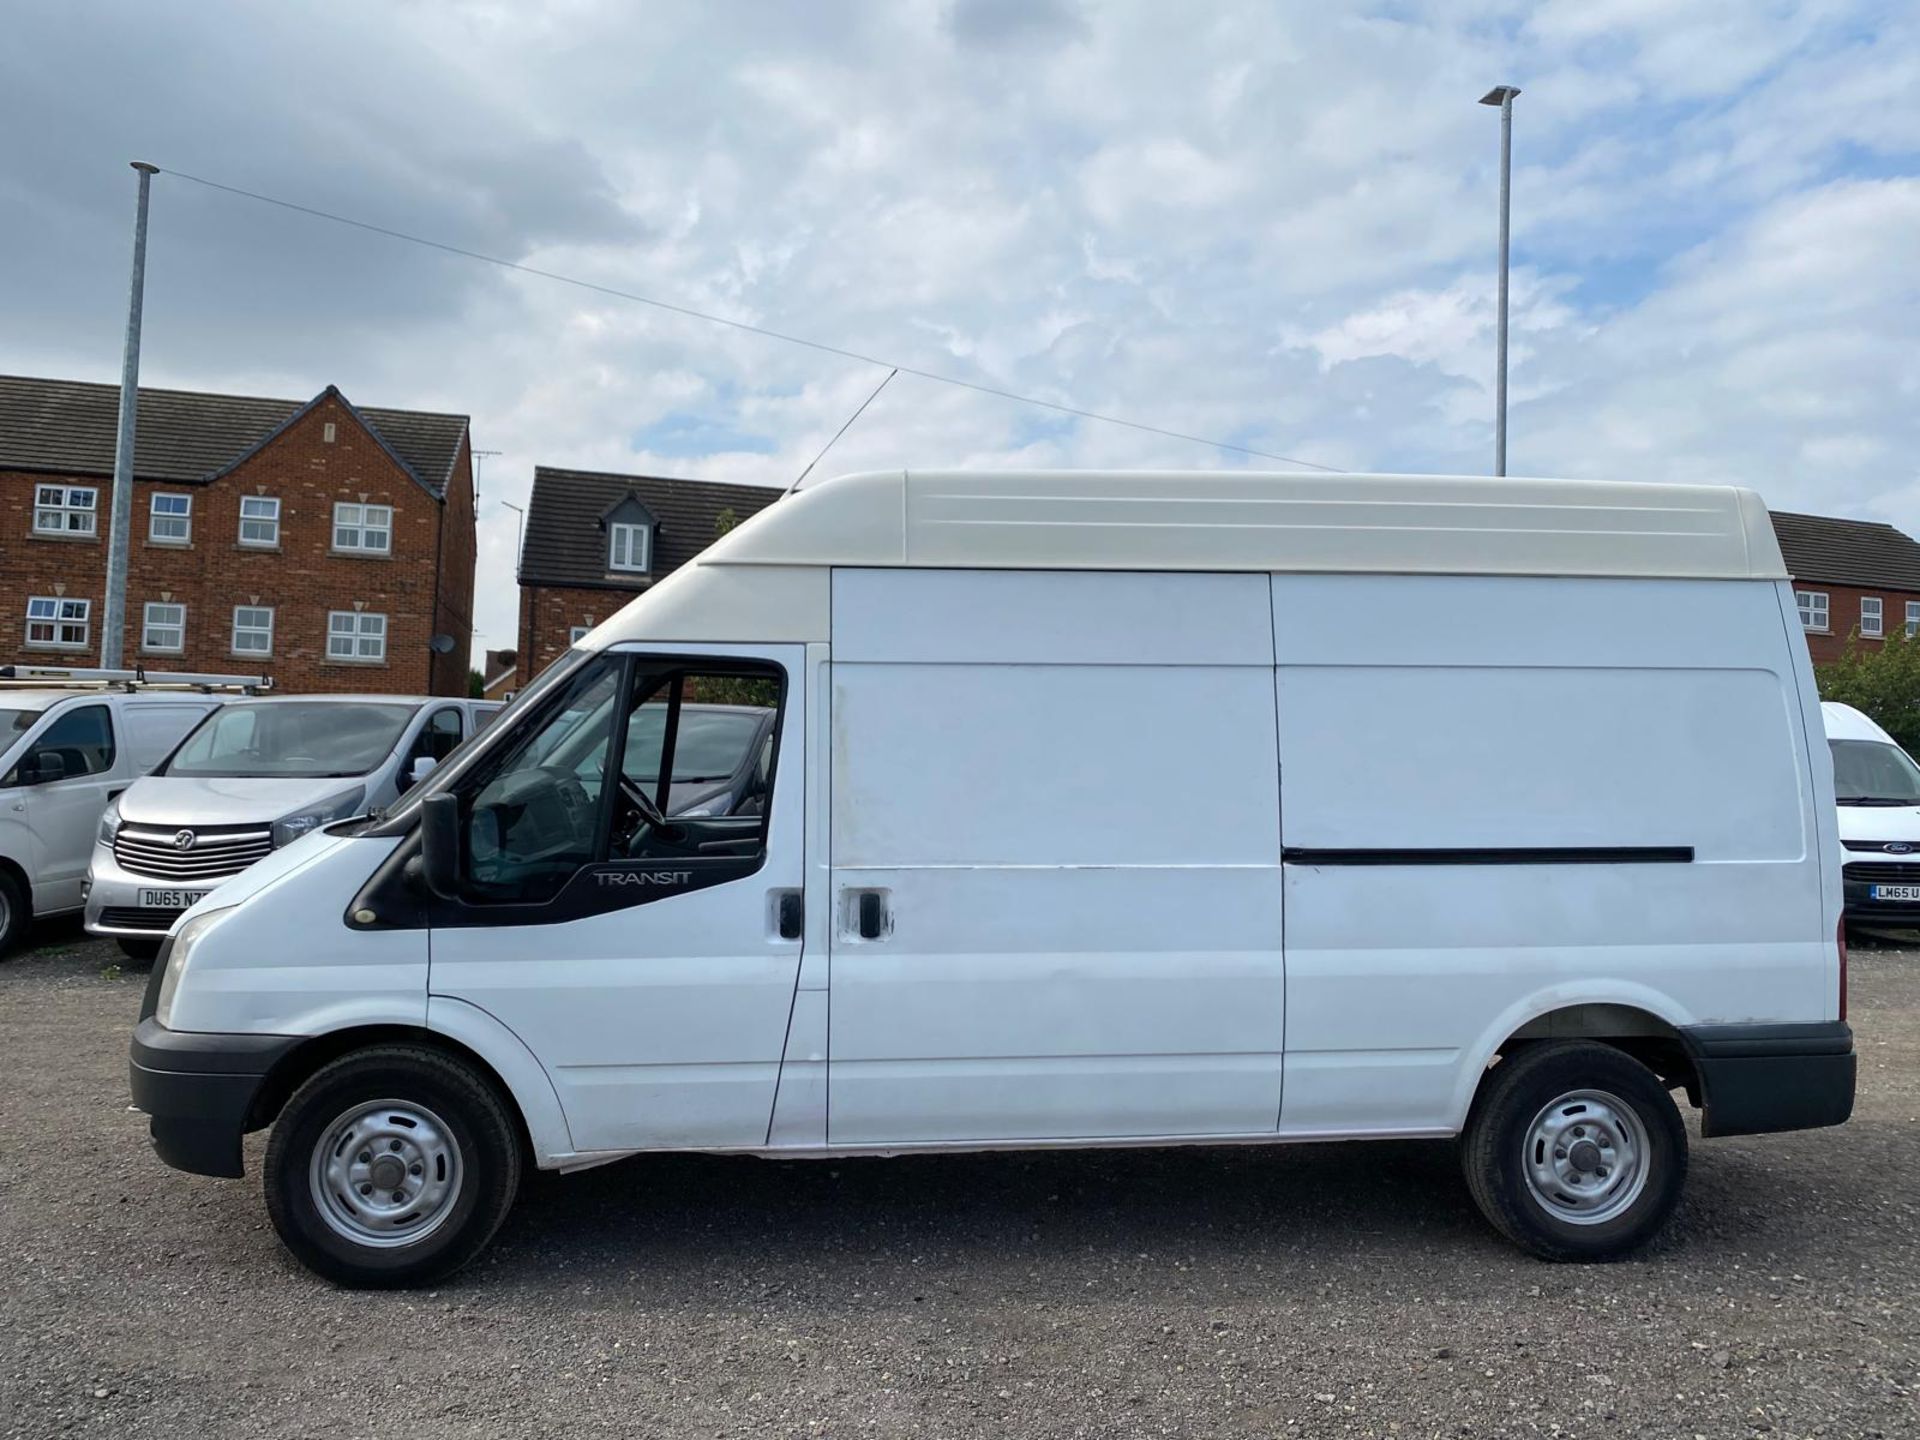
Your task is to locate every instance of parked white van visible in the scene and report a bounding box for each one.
[1821,700,1920,923]
[0,675,227,955]
[88,694,499,956]
[129,470,1854,1286]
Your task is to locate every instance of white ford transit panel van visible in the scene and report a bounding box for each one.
[87,694,500,955]
[0,680,224,955]
[129,470,1854,1286]
[1821,700,1920,922]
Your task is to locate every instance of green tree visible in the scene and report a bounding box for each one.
[713,507,740,538]
[1816,626,1920,752]
[467,668,484,698]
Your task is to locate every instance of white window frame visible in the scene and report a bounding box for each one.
[332,502,393,554]
[140,601,186,653]
[1797,590,1829,632]
[149,492,192,544]
[239,495,281,548]
[608,521,651,573]
[569,624,591,644]
[231,605,274,656]
[1861,596,1884,638]
[33,484,97,537]
[26,595,90,649]
[327,609,388,662]
[1905,601,1919,639]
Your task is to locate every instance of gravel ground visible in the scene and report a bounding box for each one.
[0,920,1914,1440]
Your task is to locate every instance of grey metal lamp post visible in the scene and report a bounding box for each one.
[1479,85,1521,477]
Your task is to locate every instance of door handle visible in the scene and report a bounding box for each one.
[844,888,891,941]
[776,890,803,941]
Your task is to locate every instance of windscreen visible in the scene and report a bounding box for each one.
[623,706,763,782]
[1830,738,1920,804]
[165,702,417,778]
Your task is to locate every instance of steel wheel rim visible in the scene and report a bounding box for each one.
[309,1098,464,1248]
[1521,1088,1651,1226]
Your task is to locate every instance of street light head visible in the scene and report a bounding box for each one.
[1479,85,1522,107]
[130,161,160,175]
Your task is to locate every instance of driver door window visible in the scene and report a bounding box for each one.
[452,655,784,905]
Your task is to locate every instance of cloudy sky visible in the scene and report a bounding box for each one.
[3,1,1917,666]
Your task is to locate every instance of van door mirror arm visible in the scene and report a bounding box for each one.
[419,792,464,901]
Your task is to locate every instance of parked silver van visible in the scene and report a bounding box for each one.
[87,694,498,954]
[0,670,233,955]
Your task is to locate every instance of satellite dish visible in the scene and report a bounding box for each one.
[428,633,456,655]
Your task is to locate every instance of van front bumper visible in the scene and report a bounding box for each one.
[86,842,238,938]
[129,1015,299,1179]
[1681,1022,1855,1138]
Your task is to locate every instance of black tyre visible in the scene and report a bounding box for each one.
[264,1045,521,1288]
[116,936,162,964]
[1463,1040,1687,1261]
[0,869,26,957]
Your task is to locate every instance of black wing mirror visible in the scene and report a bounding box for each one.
[419,792,463,900]
[20,751,67,785]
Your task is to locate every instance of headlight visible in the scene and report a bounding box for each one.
[678,791,732,818]
[98,797,123,846]
[154,904,237,1029]
[270,786,366,848]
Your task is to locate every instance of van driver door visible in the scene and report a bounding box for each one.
[425,644,806,1154]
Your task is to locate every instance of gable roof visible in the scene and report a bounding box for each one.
[1770,511,1920,592]
[0,374,470,498]
[519,467,784,590]
[482,648,518,689]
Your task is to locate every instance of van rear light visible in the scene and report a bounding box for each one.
[1837,917,1849,1022]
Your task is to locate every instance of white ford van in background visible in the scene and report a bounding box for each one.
[1821,700,1920,925]
[128,470,1854,1287]
[88,694,500,957]
[0,674,227,955]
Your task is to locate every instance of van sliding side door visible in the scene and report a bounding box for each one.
[823,569,1287,1146]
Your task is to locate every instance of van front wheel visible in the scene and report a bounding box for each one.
[1463,1041,1687,1261]
[264,1045,521,1288]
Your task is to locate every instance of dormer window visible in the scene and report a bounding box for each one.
[609,520,652,573]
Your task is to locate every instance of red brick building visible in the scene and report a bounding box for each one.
[1771,511,1920,665]
[515,467,781,687]
[0,376,475,695]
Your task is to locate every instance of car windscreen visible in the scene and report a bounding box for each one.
[1,708,44,744]
[163,702,418,778]
[1830,738,1920,804]
[623,707,764,783]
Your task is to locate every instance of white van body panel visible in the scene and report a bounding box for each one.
[826,568,1287,1144]
[162,834,427,1036]
[425,994,577,1161]
[1274,574,1834,1134]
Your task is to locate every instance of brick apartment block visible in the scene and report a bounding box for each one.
[1772,511,1920,664]
[514,466,781,688]
[0,375,475,695]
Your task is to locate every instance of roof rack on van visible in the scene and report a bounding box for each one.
[0,664,274,695]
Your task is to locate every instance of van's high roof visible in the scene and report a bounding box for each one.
[589,469,1789,648]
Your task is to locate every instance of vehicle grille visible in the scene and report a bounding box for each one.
[1841,861,1920,885]
[113,825,273,881]
[1842,840,1920,853]
[96,906,182,933]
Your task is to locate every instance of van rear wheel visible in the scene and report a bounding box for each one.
[264,1045,521,1288]
[1463,1041,1687,1260]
